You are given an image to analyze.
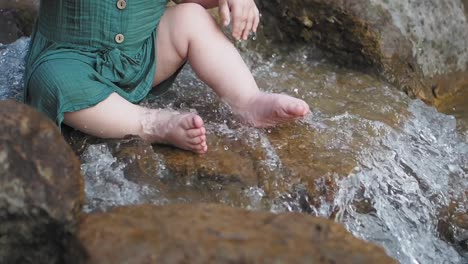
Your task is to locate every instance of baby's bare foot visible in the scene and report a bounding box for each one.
[139,109,207,154]
[235,92,310,127]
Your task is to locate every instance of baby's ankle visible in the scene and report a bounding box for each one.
[228,90,264,111]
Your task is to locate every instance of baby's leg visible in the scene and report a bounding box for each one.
[153,3,310,127]
[64,93,207,153]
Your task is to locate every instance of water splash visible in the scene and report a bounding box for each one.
[333,100,467,264]
[80,144,155,212]
[0,37,28,101]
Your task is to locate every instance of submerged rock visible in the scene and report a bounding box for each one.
[434,86,468,135]
[0,100,84,264]
[257,0,468,103]
[438,194,468,257]
[77,203,396,264]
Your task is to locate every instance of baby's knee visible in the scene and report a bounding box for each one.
[173,3,217,31]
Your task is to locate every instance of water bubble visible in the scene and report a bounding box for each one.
[249,31,257,41]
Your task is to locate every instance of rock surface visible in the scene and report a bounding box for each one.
[63,45,417,214]
[257,0,468,103]
[0,0,39,44]
[438,194,468,257]
[77,203,396,264]
[0,100,84,264]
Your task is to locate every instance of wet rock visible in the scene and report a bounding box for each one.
[67,131,261,210]
[77,203,396,264]
[0,100,84,263]
[66,56,413,213]
[257,0,468,103]
[434,84,468,134]
[0,0,39,44]
[438,196,468,257]
[0,9,22,44]
[67,120,362,213]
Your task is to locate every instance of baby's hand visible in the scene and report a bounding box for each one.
[219,0,260,41]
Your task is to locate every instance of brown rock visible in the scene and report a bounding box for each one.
[438,196,468,256]
[68,120,361,212]
[66,62,413,213]
[77,203,396,264]
[0,0,39,43]
[0,9,22,44]
[257,0,468,103]
[0,100,84,263]
[434,83,468,134]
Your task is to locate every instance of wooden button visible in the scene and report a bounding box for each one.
[115,34,125,43]
[116,0,127,10]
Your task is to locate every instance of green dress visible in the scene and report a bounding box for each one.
[24,0,169,126]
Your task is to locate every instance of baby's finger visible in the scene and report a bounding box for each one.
[237,20,247,40]
[242,9,255,40]
[252,7,260,33]
[232,7,246,40]
[219,0,230,26]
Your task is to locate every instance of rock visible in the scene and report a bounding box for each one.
[66,52,414,213]
[0,9,23,44]
[77,203,396,264]
[0,0,39,44]
[256,0,468,103]
[434,84,468,134]
[0,100,84,264]
[67,121,362,212]
[438,195,468,257]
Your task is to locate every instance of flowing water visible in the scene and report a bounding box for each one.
[1,37,467,264]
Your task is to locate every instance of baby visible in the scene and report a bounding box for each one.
[25,0,309,154]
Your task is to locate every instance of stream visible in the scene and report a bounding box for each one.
[1,37,467,264]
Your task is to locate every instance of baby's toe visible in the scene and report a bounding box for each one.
[187,128,205,138]
[189,136,205,145]
[181,114,204,130]
[192,115,204,128]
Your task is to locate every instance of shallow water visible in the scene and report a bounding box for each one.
[1,38,467,263]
